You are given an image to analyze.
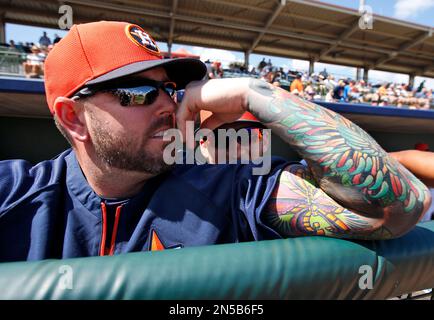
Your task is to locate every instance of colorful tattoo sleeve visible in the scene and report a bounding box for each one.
[264,164,392,240]
[248,79,430,238]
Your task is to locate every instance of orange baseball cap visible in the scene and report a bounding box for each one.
[44,21,206,113]
[199,110,262,131]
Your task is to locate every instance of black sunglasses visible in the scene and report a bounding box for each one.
[71,78,177,106]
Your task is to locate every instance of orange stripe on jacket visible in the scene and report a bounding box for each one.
[151,230,165,251]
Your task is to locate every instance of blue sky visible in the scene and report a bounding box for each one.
[5,0,434,88]
[323,0,433,26]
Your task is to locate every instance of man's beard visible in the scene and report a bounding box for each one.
[89,114,174,175]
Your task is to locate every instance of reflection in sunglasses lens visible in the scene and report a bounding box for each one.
[145,90,159,104]
[177,90,185,102]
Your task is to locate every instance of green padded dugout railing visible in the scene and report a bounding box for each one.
[0,221,433,300]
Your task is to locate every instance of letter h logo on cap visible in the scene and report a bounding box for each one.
[126,24,160,55]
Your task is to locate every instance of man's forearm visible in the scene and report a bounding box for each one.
[265,166,393,240]
[246,79,430,234]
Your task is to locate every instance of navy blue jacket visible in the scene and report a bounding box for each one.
[0,149,288,262]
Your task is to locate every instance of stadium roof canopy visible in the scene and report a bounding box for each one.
[2,0,434,78]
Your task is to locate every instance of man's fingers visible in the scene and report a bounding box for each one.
[176,98,196,147]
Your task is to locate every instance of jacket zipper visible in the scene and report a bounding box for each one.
[99,202,123,256]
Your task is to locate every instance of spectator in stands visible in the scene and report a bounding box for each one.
[378,83,387,96]
[316,75,327,100]
[415,87,429,100]
[53,34,62,44]
[21,42,32,53]
[370,92,380,106]
[348,80,361,103]
[204,59,213,79]
[355,79,366,93]
[259,64,270,79]
[222,57,432,108]
[419,99,430,110]
[263,70,274,83]
[290,73,304,97]
[8,40,16,49]
[325,89,334,102]
[14,41,26,53]
[332,80,345,101]
[319,68,328,79]
[279,67,286,78]
[39,32,51,48]
[426,89,433,109]
[324,74,337,91]
[257,58,266,72]
[216,62,224,78]
[272,80,281,87]
[209,61,223,79]
[272,70,282,83]
[343,80,351,102]
[22,45,45,78]
[304,81,315,100]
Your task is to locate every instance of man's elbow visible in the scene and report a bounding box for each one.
[382,188,432,239]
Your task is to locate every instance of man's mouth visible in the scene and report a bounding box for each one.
[151,127,172,138]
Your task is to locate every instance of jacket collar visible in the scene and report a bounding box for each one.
[65,149,102,216]
[65,149,169,218]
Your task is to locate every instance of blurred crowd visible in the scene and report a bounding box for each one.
[295,74,432,110]
[1,32,62,78]
[1,39,433,109]
[219,57,433,110]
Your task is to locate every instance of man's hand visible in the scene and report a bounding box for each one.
[176,78,250,146]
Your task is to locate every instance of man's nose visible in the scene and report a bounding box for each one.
[154,89,177,117]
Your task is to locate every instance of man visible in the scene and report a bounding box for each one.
[198,111,270,164]
[22,45,45,78]
[290,73,304,96]
[324,75,336,92]
[343,80,351,102]
[333,79,346,101]
[0,21,430,262]
[319,68,328,79]
[39,31,51,47]
[53,34,62,44]
[257,58,266,72]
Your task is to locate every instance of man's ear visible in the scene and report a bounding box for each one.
[53,97,88,142]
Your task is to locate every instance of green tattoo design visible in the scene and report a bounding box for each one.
[263,168,393,240]
[248,79,429,237]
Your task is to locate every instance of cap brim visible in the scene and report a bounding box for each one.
[198,119,264,132]
[86,58,207,89]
